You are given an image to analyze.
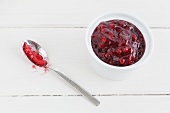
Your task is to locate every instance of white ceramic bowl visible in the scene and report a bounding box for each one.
[85,12,154,80]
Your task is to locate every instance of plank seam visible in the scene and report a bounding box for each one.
[0,94,170,97]
[0,26,170,29]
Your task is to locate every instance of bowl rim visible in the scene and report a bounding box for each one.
[85,12,154,70]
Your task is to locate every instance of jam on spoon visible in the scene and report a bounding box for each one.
[23,42,47,67]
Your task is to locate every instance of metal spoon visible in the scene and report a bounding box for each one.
[22,40,100,106]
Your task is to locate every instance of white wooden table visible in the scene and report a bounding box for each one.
[0,0,170,112]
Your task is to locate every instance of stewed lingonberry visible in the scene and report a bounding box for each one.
[91,19,146,66]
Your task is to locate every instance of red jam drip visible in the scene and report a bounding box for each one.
[23,42,47,67]
[32,65,36,69]
[91,20,146,66]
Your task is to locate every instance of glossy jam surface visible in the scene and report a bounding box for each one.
[23,42,47,67]
[91,20,146,66]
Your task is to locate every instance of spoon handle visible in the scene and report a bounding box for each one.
[49,68,100,106]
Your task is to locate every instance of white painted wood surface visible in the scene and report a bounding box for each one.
[0,0,170,27]
[0,0,170,112]
[1,96,170,113]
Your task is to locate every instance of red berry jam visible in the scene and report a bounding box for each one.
[23,42,47,67]
[91,20,146,66]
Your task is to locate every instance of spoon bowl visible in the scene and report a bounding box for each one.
[23,40,49,65]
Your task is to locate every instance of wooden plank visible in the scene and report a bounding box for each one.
[0,28,169,95]
[0,96,170,113]
[0,0,170,27]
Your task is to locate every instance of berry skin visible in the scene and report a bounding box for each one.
[116,49,122,55]
[123,47,129,53]
[119,58,125,64]
[132,35,137,41]
[110,23,115,28]
[101,37,106,43]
